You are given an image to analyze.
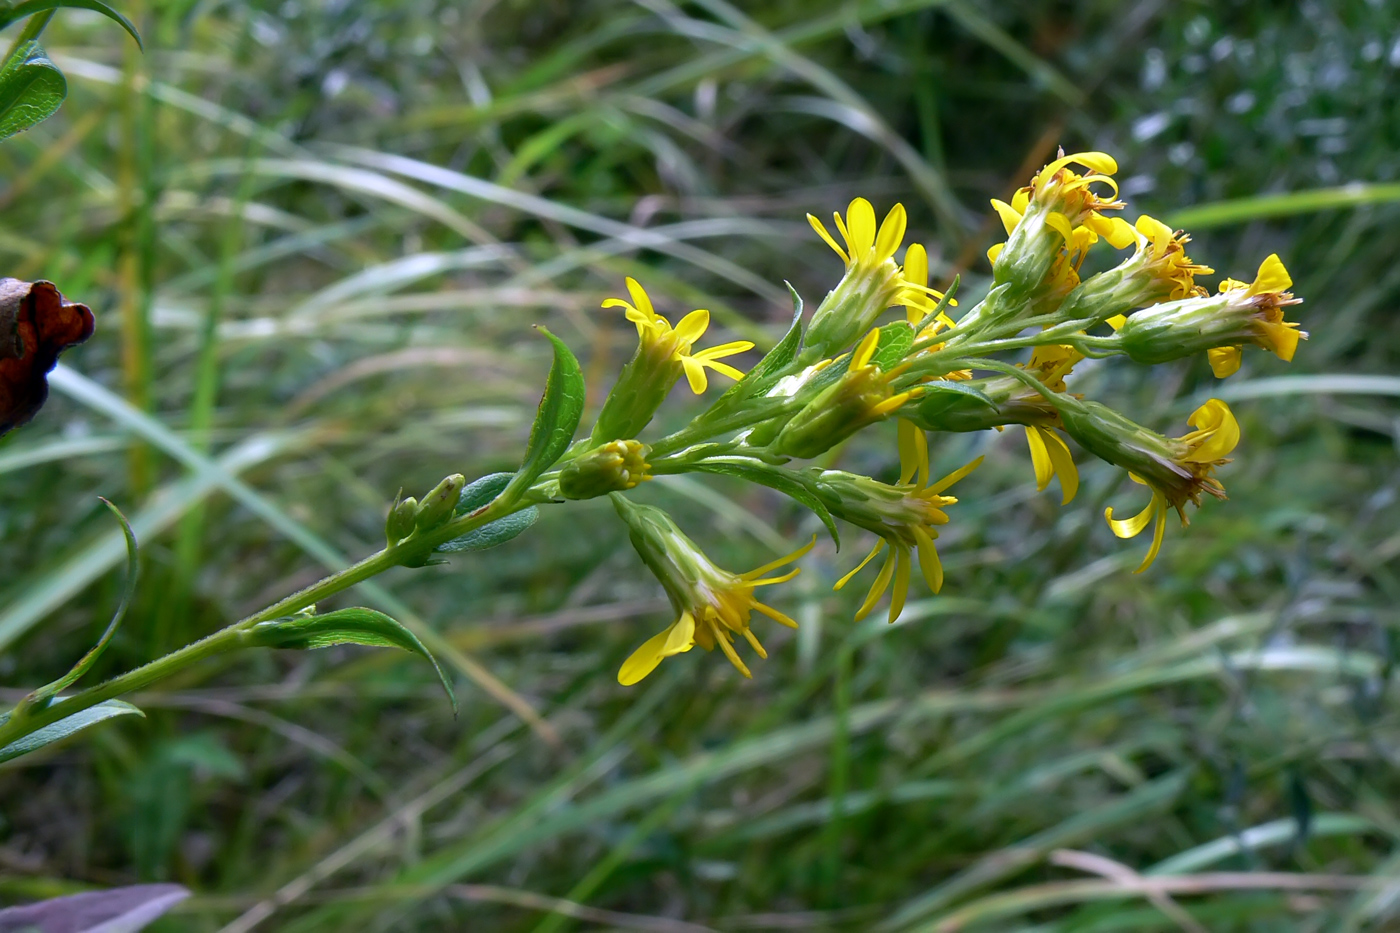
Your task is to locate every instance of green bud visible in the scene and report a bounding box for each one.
[559,440,652,499]
[591,344,683,444]
[385,496,418,544]
[414,474,465,532]
[905,377,1057,433]
[1052,398,1196,505]
[804,263,904,358]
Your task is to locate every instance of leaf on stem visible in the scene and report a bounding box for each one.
[708,284,805,412]
[0,699,143,764]
[0,277,94,436]
[435,471,539,553]
[246,608,456,713]
[503,326,584,500]
[871,321,915,371]
[0,0,143,48]
[692,458,840,546]
[21,498,137,707]
[0,40,66,141]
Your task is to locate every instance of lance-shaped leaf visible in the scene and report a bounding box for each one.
[246,608,456,713]
[692,458,840,546]
[913,380,998,427]
[0,41,66,141]
[0,883,187,933]
[20,499,136,712]
[0,699,144,764]
[436,471,538,553]
[503,327,583,501]
[707,284,805,418]
[0,0,143,47]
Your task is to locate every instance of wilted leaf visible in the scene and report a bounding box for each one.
[0,41,67,141]
[0,883,187,933]
[247,608,455,711]
[0,699,143,764]
[503,326,584,499]
[0,277,94,437]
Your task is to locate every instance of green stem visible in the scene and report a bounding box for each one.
[0,494,527,752]
[2,10,54,63]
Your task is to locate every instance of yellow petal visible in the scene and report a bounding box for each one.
[853,327,880,368]
[1132,496,1168,574]
[990,198,1023,237]
[898,418,929,487]
[1095,215,1138,249]
[875,202,907,263]
[987,243,1004,264]
[1249,253,1292,295]
[672,308,710,346]
[663,611,697,655]
[1134,213,1174,246]
[1258,321,1302,361]
[742,626,768,659]
[625,277,655,319]
[1044,211,1076,243]
[888,546,911,624]
[1011,188,1031,213]
[744,534,817,580]
[835,539,886,591]
[618,625,673,685]
[681,356,708,394]
[912,525,943,593]
[1072,173,1120,198]
[753,601,799,629]
[697,358,746,383]
[1208,346,1242,378]
[903,243,929,289]
[1041,427,1079,505]
[693,340,754,360]
[1106,314,1128,331]
[1026,426,1054,492]
[808,213,849,265]
[928,455,984,495]
[1105,492,1156,538]
[1186,399,1240,461]
[1043,151,1118,178]
[846,198,877,259]
[854,548,896,621]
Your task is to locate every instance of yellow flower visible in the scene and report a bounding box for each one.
[1131,214,1213,301]
[827,433,983,623]
[808,197,907,273]
[1025,425,1078,505]
[616,528,815,685]
[602,277,754,393]
[1104,399,1240,572]
[1207,254,1305,378]
[899,242,956,326]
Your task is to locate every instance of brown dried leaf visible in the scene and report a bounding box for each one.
[0,277,94,437]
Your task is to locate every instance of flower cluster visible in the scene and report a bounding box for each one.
[534,148,1305,685]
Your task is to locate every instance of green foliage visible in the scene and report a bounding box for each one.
[504,326,585,500]
[0,40,64,140]
[0,698,142,763]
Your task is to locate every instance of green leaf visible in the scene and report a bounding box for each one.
[916,380,997,417]
[0,0,143,48]
[437,506,538,552]
[503,326,584,500]
[0,40,66,141]
[0,699,143,764]
[692,458,839,547]
[247,608,456,712]
[710,284,806,413]
[23,498,137,707]
[455,471,515,516]
[871,321,915,371]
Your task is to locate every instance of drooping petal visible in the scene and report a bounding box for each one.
[741,626,768,659]
[1185,399,1240,461]
[713,627,753,677]
[808,213,849,265]
[1044,211,1076,244]
[1257,321,1302,361]
[1208,346,1242,378]
[911,525,944,593]
[928,455,985,495]
[874,203,907,263]
[1042,151,1118,178]
[834,539,885,591]
[1105,493,1156,538]
[681,356,708,394]
[662,611,697,655]
[1040,427,1079,504]
[618,626,672,685]
[1026,425,1055,492]
[898,419,929,487]
[742,534,817,580]
[987,243,1005,264]
[888,545,911,624]
[753,601,799,629]
[854,548,896,621]
[1132,496,1169,574]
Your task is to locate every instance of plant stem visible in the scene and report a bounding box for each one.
[0,495,526,751]
[2,10,55,63]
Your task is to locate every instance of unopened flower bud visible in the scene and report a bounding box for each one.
[559,440,652,499]
[414,474,465,532]
[385,496,418,544]
[773,330,916,459]
[905,376,1058,433]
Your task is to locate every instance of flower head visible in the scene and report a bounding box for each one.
[612,495,812,684]
[1088,399,1240,572]
[603,277,754,393]
[808,197,907,273]
[560,439,652,499]
[773,328,921,459]
[1207,254,1305,377]
[819,436,982,622]
[1130,214,1213,302]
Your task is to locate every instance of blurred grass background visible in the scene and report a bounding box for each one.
[2,0,1400,930]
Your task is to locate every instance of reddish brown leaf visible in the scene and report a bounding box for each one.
[0,278,94,437]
